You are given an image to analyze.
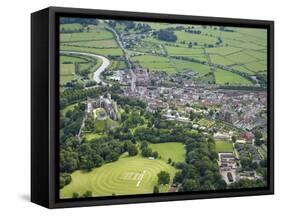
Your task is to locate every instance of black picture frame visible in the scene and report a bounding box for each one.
[31,6,274,209]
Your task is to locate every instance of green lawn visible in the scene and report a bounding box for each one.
[215,139,233,153]
[198,118,215,128]
[60,155,177,198]
[149,142,185,163]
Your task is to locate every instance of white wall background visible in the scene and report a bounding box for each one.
[0,0,279,214]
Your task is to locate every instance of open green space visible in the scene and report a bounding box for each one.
[215,139,233,153]
[60,28,114,42]
[215,68,252,85]
[171,59,211,75]
[82,133,106,141]
[60,155,177,198]
[148,142,185,163]
[198,118,215,128]
[66,39,119,48]
[60,64,76,84]
[131,55,176,73]
[60,23,83,32]
[60,45,123,56]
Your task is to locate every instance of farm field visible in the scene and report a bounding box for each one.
[60,54,102,85]
[60,45,123,57]
[148,142,185,163]
[60,64,75,84]
[215,139,234,153]
[131,55,176,73]
[214,68,252,85]
[60,28,114,42]
[60,155,177,198]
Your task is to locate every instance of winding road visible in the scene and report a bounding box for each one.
[60,51,110,85]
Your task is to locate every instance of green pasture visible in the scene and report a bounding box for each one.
[214,68,252,85]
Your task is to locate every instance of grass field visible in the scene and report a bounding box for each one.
[60,28,114,42]
[175,31,217,45]
[66,39,119,48]
[171,59,211,75]
[60,45,123,56]
[131,55,176,73]
[215,139,233,153]
[60,64,76,84]
[149,142,185,163]
[60,23,83,32]
[60,55,88,63]
[60,155,177,198]
[215,69,252,85]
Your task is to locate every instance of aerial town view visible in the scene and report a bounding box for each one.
[59,17,268,199]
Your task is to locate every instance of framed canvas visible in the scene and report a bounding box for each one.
[31,6,274,208]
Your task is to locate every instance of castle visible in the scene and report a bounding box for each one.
[86,93,118,120]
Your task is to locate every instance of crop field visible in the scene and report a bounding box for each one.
[60,155,177,198]
[215,139,234,153]
[148,142,185,163]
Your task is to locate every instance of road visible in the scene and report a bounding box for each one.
[106,26,136,91]
[60,51,110,85]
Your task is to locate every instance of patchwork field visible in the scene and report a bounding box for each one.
[215,139,234,153]
[148,142,185,163]
[60,155,177,198]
